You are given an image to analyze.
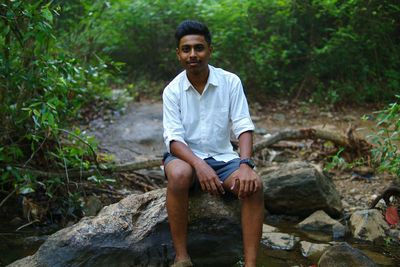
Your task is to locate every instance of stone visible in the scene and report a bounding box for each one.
[318,242,378,267]
[262,161,343,218]
[262,224,278,233]
[9,189,243,267]
[297,210,346,239]
[350,209,389,241]
[261,232,299,250]
[299,241,330,258]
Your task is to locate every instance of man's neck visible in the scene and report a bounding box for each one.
[187,67,210,94]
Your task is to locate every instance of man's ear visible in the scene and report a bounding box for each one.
[176,48,180,60]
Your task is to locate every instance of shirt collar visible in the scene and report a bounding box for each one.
[183,65,219,91]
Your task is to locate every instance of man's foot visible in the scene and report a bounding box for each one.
[170,258,193,267]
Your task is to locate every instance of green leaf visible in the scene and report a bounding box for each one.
[41,7,53,22]
[19,186,35,195]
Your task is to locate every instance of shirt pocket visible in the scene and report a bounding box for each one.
[214,107,230,135]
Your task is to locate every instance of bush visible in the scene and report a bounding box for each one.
[0,1,118,221]
[370,96,400,179]
[92,0,399,104]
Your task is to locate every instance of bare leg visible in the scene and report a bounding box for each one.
[224,171,264,267]
[165,159,194,262]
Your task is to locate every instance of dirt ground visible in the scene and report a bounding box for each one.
[250,100,397,214]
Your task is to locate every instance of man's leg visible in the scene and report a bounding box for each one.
[165,159,195,262]
[223,171,264,267]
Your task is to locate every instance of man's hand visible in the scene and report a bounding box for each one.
[193,159,225,196]
[230,164,260,199]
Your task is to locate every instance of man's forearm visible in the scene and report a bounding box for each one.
[238,131,253,159]
[170,140,203,168]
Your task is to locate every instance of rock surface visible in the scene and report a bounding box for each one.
[262,161,343,217]
[318,242,378,267]
[9,189,242,267]
[261,232,299,250]
[300,241,330,258]
[297,210,346,239]
[350,209,389,241]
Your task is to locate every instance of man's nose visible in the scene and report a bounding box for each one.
[189,48,196,57]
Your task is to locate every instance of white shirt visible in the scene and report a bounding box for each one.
[163,65,255,162]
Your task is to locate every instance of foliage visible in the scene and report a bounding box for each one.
[0,1,118,221]
[92,0,399,104]
[369,96,400,178]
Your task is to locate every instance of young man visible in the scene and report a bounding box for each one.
[163,20,264,267]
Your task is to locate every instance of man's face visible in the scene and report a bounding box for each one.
[176,34,212,75]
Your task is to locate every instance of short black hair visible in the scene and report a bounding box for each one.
[175,20,212,47]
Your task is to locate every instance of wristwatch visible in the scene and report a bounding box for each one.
[239,158,255,169]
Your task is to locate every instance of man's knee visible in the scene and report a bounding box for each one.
[166,161,194,193]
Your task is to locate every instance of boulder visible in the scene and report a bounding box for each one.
[9,189,242,267]
[318,242,378,267]
[262,161,342,217]
[350,209,389,241]
[297,210,346,239]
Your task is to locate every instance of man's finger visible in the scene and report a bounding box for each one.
[210,182,218,195]
[238,179,245,199]
[230,178,239,191]
[216,179,225,195]
[253,180,258,193]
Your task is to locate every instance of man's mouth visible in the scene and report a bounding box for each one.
[188,61,200,66]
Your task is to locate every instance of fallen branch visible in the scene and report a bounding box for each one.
[11,128,372,180]
[253,127,373,156]
[14,158,162,179]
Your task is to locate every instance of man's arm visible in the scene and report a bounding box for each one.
[232,131,260,199]
[170,140,225,195]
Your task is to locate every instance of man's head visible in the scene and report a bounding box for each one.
[175,20,212,76]
[175,20,211,48]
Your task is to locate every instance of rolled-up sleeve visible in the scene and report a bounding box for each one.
[163,88,187,152]
[229,78,255,139]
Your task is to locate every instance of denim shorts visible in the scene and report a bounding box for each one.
[163,152,240,182]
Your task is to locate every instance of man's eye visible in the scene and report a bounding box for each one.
[194,45,204,52]
[181,47,190,53]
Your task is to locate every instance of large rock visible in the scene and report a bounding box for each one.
[350,209,389,241]
[318,242,378,267]
[297,210,346,239]
[262,161,342,217]
[9,189,242,267]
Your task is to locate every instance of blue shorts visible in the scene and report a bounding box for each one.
[163,152,240,182]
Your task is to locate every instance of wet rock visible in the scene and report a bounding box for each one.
[297,210,346,239]
[318,242,378,267]
[350,209,389,241]
[262,161,343,218]
[261,232,299,250]
[8,189,242,267]
[299,241,330,258]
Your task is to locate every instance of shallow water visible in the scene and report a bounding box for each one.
[2,221,399,267]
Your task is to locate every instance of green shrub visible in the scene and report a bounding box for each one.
[0,1,118,220]
[369,96,400,179]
